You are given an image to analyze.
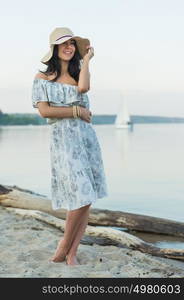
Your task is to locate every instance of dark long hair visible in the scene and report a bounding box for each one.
[39,40,82,83]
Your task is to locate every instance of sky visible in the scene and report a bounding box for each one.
[0,0,184,117]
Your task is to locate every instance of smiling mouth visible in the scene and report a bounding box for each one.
[63,51,73,55]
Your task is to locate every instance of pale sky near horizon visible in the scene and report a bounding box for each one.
[0,0,184,117]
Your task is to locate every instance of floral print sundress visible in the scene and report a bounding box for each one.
[32,78,108,211]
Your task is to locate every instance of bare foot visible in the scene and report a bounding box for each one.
[66,255,80,266]
[49,239,68,263]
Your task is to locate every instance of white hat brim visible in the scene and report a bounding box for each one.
[41,36,90,64]
[41,45,54,64]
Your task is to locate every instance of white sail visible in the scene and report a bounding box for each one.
[115,96,131,128]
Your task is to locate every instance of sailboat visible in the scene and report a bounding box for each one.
[115,95,132,129]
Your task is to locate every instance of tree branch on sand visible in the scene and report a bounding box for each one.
[1,184,184,237]
[4,206,184,261]
[0,184,184,261]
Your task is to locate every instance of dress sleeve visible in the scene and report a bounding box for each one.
[31,78,49,108]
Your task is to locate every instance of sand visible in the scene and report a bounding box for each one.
[0,206,184,278]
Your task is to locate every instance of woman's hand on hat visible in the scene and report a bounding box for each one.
[83,46,94,61]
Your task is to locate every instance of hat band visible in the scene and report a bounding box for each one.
[55,34,73,42]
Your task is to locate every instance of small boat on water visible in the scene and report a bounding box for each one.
[115,95,133,129]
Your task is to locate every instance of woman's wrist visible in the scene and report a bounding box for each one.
[82,57,90,64]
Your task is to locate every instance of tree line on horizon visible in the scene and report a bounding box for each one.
[0,110,184,125]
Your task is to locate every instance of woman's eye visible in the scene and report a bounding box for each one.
[63,41,75,46]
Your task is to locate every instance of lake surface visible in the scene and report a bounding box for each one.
[0,123,184,223]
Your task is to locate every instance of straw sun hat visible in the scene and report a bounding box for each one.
[41,27,90,64]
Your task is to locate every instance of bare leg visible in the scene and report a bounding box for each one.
[66,207,90,265]
[50,204,90,262]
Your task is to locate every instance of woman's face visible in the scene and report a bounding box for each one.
[58,39,76,61]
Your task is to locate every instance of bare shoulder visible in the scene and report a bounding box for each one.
[35,72,55,80]
[34,72,49,80]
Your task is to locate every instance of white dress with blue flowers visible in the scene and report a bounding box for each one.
[32,78,108,211]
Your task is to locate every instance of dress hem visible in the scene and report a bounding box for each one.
[51,193,108,211]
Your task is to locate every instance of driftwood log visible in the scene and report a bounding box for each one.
[0,184,184,238]
[4,207,184,261]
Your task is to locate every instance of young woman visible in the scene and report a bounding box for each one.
[32,27,108,266]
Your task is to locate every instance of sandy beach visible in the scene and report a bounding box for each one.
[0,206,184,278]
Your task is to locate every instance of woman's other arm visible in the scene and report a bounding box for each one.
[77,46,94,93]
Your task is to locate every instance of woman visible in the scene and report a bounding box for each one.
[32,27,108,266]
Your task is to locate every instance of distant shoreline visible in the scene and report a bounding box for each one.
[0,112,184,125]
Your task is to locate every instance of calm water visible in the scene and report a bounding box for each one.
[0,123,184,224]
